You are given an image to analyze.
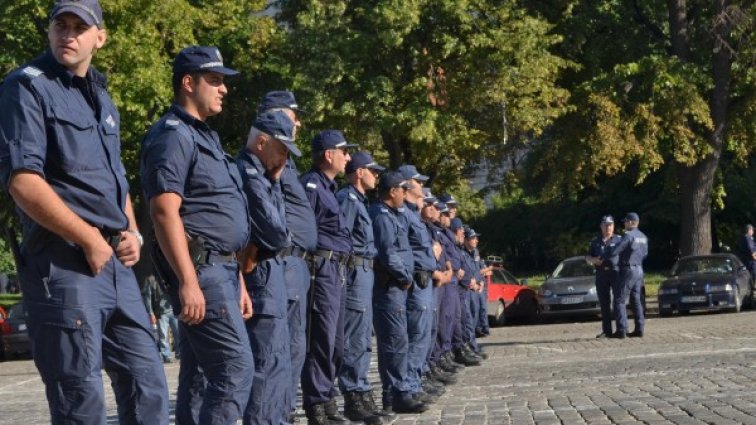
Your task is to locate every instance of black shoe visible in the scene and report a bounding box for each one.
[343,391,382,425]
[361,391,396,421]
[453,349,481,366]
[438,357,460,373]
[392,395,428,414]
[422,381,445,397]
[413,391,437,405]
[305,403,330,425]
[288,412,299,423]
[444,352,466,369]
[324,399,349,423]
[596,332,610,338]
[430,367,457,385]
[609,331,626,339]
[628,330,644,338]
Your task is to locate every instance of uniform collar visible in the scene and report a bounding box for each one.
[405,201,419,212]
[170,103,212,133]
[348,185,366,202]
[43,49,106,88]
[312,168,337,192]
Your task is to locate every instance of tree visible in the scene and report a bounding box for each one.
[527,0,755,255]
[275,0,572,219]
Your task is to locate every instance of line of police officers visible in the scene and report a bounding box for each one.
[0,2,491,424]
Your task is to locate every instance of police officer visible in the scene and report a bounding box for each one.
[237,111,300,425]
[300,130,355,424]
[370,172,428,414]
[604,212,648,339]
[449,218,482,365]
[336,152,386,424]
[256,91,315,422]
[586,215,621,338]
[473,242,492,338]
[737,224,756,292]
[141,45,254,424]
[0,1,170,423]
[460,227,486,359]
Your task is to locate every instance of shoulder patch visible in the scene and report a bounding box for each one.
[22,66,43,78]
[348,192,358,201]
[380,207,389,213]
[166,119,180,127]
[306,182,317,190]
[245,167,258,176]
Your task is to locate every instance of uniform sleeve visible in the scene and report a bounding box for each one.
[587,239,600,257]
[301,177,323,222]
[373,213,412,282]
[0,77,47,189]
[141,129,193,200]
[604,233,632,260]
[458,251,473,288]
[239,165,289,251]
[337,191,359,235]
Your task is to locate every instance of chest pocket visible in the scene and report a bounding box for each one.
[188,136,232,193]
[49,105,107,171]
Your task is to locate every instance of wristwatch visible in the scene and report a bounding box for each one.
[128,230,144,247]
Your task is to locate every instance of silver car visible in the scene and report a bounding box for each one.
[538,256,600,318]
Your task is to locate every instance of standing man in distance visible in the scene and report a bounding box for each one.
[586,215,621,338]
[256,90,314,422]
[736,224,756,293]
[0,1,170,423]
[141,45,254,424]
[236,111,300,425]
[300,130,355,425]
[604,212,648,339]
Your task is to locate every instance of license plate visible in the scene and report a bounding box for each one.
[18,323,27,331]
[560,296,583,304]
[681,295,706,303]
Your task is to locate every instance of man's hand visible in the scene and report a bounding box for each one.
[116,231,141,267]
[82,228,114,275]
[456,269,465,279]
[239,273,254,320]
[179,279,205,325]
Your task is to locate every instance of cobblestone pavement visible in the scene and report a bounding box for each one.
[4,310,756,424]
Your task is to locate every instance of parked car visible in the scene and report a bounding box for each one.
[1,302,31,360]
[658,254,752,316]
[538,256,602,318]
[486,266,538,326]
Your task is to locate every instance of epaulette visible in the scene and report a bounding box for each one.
[305,181,317,190]
[21,66,43,79]
[164,119,181,130]
[245,167,258,176]
[348,192,358,201]
[380,207,389,213]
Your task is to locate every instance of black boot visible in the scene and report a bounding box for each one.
[361,391,396,422]
[324,399,349,423]
[392,394,428,414]
[430,366,457,385]
[305,403,330,425]
[445,351,466,368]
[438,355,460,373]
[453,348,481,366]
[343,392,382,425]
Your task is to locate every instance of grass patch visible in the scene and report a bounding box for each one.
[0,293,22,310]
[518,271,667,297]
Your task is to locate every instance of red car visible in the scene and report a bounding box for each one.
[486,266,539,326]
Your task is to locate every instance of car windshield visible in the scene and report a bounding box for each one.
[672,257,734,275]
[551,259,594,279]
[491,268,519,284]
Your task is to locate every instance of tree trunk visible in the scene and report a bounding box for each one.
[678,158,717,255]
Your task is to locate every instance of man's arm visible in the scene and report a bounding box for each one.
[116,194,141,267]
[150,192,205,326]
[9,171,112,275]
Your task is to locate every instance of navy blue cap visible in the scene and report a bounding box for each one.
[438,194,458,206]
[51,0,103,28]
[601,215,614,224]
[464,228,480,239]
[311,130,358,152]
[378,171,410,191]
[450,218,464,231]
[435,202,449,214]
[173,46,239,76]
[422,188,437,204]
[253,111,301,157]
[397,164,429,182]
[258,91,305,114]
[346,151,385,174]
[624,212,640,222]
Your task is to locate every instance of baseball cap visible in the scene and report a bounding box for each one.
[464,228,480,239]
[378,172,410,191]
[252,111,301,157]
[50,0,102,28]
[345,152,386,174]
[450,218,464,232]
[311,130,358,152]
[258,91,306,114]
[397,164,429,182]
[435,202,449,214]
[422,188,437,204]
[600,215,614,224]
[438,194,458,206]
[173,46,239,76]
[624,212,640,222]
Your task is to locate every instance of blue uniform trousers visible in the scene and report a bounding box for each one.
[595,269,617,335]
[406,275,433,393]
[476,286,489,335]
[373,282,411,399]
[464,288,479,352]
[613,266,645,334]
[285,255,310,413]
[338,263,375,393]
[244,258,292,425]
[19,237,169,425]
[168,262,254,425]
[451,284,468,351]
[437,281,458,354]
[301,256,347,408]
[426,284,442,367]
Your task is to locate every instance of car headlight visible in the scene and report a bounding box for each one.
[539,288,553,297]
[588,286,596,295]
[658,287,678,295]
[706,283,733,292]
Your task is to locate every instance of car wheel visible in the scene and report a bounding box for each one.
[731,287,742,313]
[659,309,673,317]
[522,299,539,323]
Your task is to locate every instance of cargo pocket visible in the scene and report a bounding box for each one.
[28,304,93,382]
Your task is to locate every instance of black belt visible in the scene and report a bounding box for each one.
[257,248,284,262]
[312,249,350,265]
[349,255,374,269]
[99,227,122,251]
[199,251,236,266]
[620,264,641,268]
[282,245,309,259]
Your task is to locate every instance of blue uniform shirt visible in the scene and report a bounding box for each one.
[440,228,462,271]
[141,104,250,253]
[300,168,351,253]
[336,185,376,258]
[426,222,448,272]
[236,151,289,252]
[369,202,413,284]
[737,234,756,265]
[606,228,648,267]
[588,234,622,269]
[459,248,480,288]
[281,160,317,252]
[0,51,129,249]
[403,203,436,272]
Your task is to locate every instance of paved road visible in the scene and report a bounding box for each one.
[3,310,756,424]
